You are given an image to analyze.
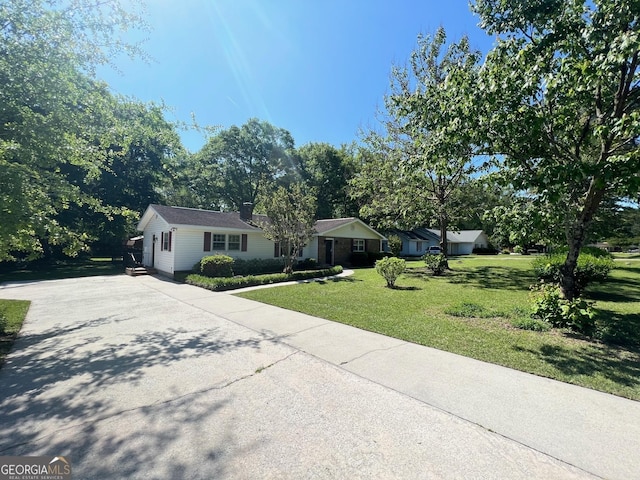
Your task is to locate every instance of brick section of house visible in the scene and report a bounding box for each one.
[317,237,381,266]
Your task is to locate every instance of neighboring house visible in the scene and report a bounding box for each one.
[388,228,441,257]
[390,228,490,256]
[136,204,386,276]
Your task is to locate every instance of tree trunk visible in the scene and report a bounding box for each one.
[559,179,606,300]
[438,204,450,269]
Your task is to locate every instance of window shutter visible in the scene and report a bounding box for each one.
[168,231,172,252]
[204,232,211,252]
[351,239,354,252]
[160,232,164,251]
[241,234,248,252]
[274,242,280,257]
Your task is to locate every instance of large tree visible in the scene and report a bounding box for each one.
[474,0,640,299]
[0,0,148,260]
[192,119,296,211]
[59,98,185,255]
[352,28,482,256]
[297,142,359,219]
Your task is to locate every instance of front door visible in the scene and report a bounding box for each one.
[324,239,334,265]
[151,234,156,267]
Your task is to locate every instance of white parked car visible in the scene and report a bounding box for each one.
[427,246,441,254]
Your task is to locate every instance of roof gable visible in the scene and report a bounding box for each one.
[315,217,386,239]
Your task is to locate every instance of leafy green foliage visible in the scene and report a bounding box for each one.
[0,0,183,261]
[186,266,343,291]
[375,257,406,288]
[231,258,286,276]
[189,119,296,210]
[474,0,640,299]
[423,253,448,276]
[199,255,234,278]
[387,234,403,257]
[531,251,614,296]
[351,27,482,249]
[296,142,359,219]
[258,183,317,274]
[529,283,564,325]
[529,283,596,335]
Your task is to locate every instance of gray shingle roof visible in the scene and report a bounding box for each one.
[148,204,262,230]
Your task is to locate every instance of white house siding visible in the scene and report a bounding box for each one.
[142,215,173,274]
[173,228,278,272]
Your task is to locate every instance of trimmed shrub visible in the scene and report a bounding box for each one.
[232,257,286,276]
[531,249,614,295]
[297,258,318,270]
[472,247,498,255]
[367,251,390,264]
[375,257,406,288]
[185,266,343,291]
[423,253,448,276]
[200,255,234,278]
[350,252,371,267]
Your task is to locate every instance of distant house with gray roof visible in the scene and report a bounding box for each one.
[136,204,386,276]
[390,228,490,256]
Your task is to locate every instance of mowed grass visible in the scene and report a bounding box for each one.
[237,255,640,400]
[0,257,124,284]
[0,299,31,366]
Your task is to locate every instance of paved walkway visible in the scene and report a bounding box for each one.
[0,274,638,479]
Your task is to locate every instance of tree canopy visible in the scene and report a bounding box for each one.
[258,183,317,274]
[0,0,182,260]
[352,27,482,256]
[190,119,297,211]
[474,0,640,298]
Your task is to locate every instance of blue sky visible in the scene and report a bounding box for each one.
[98,1,496,152]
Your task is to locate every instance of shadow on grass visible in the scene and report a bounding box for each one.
[313,276,360,286]
[587,274,640,304]
[404,265,535,291]
[390,285,422,291]
[514,342,640,394]
[596,310,640,348]
[0,259,124,283]
[447,266,535,291]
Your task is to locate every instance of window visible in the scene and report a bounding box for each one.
[353,239,365,252]
[228,234,240,251]
[162,231,172,252]
[274,241,301,257]
[416,241,423,251]
[212,234,226,250]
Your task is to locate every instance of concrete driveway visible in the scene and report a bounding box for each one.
[0,275,632,479]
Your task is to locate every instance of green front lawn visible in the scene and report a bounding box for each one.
[0,299,30,366]
[237,255,640,400]
[0,257,124,284]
